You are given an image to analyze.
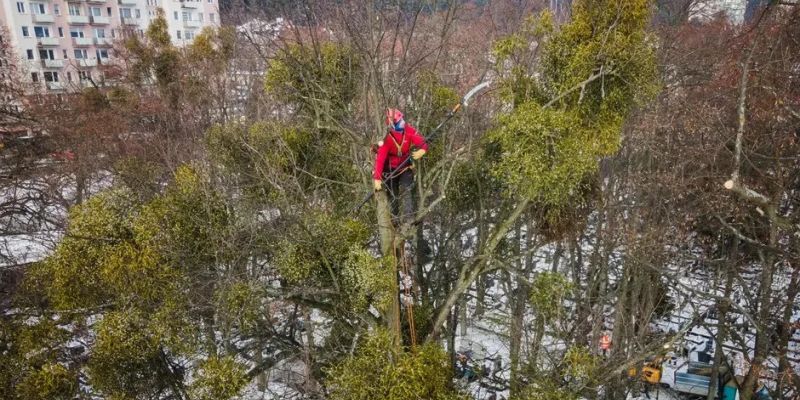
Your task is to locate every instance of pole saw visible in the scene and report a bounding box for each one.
[352,80,491,214]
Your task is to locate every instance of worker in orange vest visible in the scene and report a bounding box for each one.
[599,332,612,357]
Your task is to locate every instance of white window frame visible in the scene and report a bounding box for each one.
[16,2,25,14]
[43,71,59,83]
[33,26,50,38]
[38,49,54,60]
[32,3,46,15]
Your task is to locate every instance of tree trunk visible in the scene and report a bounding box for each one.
[303,308,318,396]
[509,269,531,396]
[740,243,777,399]
[375,189,401,349]
[776,266,799,399]
[708,240,736,400]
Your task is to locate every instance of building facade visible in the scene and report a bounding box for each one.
[0,0,219,92]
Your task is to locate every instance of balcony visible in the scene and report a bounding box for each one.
[67,15,90,24]
[90,15,110,24]
[41,59,65,68]
[180,0,199,8]
[183,19,200,28]
[118,0,136,4]
[94,37,112,46]
[72,37,93,46]
[37,37,60,46]
[121,17,137,25]
[77,58,98,67]
[31,13,55,23]
[46,81,65,91]
[87,0,106,3]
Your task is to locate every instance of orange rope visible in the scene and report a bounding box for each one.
[401,251,417,350]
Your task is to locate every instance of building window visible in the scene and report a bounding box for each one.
[58,27,64,37]
[31,72,39,83]
[176,30,181,39]
[63,49,68,58]
[34,26,50,38]
[70,28,84,38]
[182,11,189,21]
[90,7,101,16]
[39,49,54,60]
[44,71,59,82]
[106,7,112,16]
[54,4,60,15]
[208,0,212,3]
[96,49,109,59]
[16,2,25,13]
[32,3,46,15]
[69,4,81,16]
[67,72,72,82]
[79,71,89,81]
[135,9,141,18]
[210,13,215,23]
[174,11,178,21]
[26,49,34,60]
[74,49,88,59]
[22,27,29,37]
[94,28,106,38]
[198,13,203,22]
[120,8,132,18]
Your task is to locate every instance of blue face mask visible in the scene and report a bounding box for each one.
[393,120,405,132]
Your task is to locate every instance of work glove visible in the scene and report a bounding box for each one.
[373,179,383,191]
[411,149,426,160]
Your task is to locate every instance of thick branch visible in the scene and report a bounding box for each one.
[425,198,529,342]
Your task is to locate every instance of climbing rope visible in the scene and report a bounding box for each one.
[401,252,418,349]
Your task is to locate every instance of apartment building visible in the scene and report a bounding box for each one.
[0,0,219,92]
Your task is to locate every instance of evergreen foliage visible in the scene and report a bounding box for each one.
[488,0,659,211]
[328,330,466,400]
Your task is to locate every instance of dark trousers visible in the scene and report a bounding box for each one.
[386,168,415,224]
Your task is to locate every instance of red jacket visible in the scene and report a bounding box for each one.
[373,124,428,180]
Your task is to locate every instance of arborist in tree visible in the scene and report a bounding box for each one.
[373,108,428,224]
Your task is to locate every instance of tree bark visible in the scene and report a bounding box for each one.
[375,189,401,348]
[776,266,799,399]
[708,239,737,400]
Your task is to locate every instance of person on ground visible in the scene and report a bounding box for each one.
[373,108,428,224]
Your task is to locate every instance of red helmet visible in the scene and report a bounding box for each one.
[385,108,403,126]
